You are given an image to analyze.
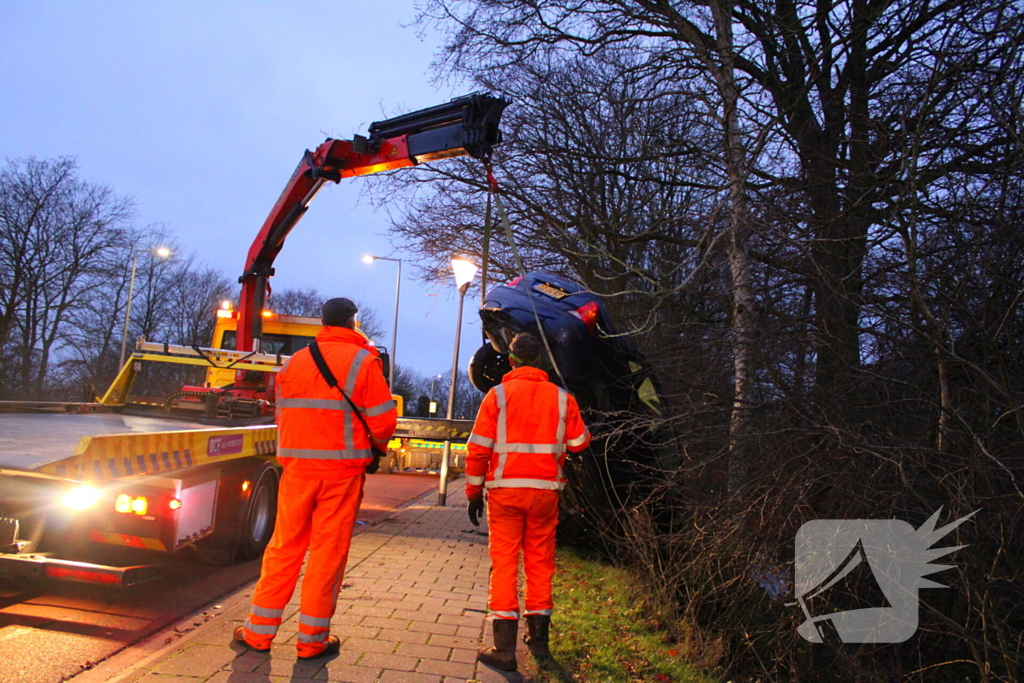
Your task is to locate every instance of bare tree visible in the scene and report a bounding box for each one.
[0,157,133,399]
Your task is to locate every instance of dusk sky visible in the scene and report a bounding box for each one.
[1,2,491,379]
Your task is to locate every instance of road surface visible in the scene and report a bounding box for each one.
[0,471,440,683]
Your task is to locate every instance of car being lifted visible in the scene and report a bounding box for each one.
[466,272,678,538]
[468,271,665,417]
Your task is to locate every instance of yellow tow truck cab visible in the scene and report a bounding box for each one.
[208,303,403,416]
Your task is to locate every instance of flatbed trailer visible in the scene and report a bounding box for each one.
[0,403,473,586]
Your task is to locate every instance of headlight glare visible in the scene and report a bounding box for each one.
[63,485,99,511]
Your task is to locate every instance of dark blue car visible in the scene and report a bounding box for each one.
[467,272,678,538]
[468,271,665,417]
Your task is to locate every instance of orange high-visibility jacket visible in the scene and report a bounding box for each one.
[465,366,591,499]
[275,326,397,479]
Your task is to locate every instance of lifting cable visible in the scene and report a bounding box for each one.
[482,161,571,393]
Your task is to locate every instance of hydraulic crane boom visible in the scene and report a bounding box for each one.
[237,93,508,353]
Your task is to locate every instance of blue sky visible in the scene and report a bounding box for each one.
[0,2,488,378]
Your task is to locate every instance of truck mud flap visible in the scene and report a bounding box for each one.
[0,553,162,586]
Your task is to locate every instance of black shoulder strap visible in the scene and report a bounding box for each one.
[308,341,338,388]
[308,341,375,436]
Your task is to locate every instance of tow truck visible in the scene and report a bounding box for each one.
[0,93,507,586]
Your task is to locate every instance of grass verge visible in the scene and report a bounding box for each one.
[533,547,721,683]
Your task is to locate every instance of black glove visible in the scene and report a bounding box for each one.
[468,497,484,526]
[365,447,384,475]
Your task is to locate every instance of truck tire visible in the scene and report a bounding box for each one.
[236,466,278,561]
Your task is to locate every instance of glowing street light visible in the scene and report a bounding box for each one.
[439,256,479,506]
[119,247,172,368]
[428,374,442,416]
[362,254,402,387]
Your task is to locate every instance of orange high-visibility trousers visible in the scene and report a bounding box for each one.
[486,487,560,620]
[242,471,364,658]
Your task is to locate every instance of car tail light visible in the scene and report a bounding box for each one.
[571,301,601,332]
[507,276,522,287]
[168,498,183,511]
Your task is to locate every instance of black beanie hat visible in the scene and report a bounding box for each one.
[321,298,358,327]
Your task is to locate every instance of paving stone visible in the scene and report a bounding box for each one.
[357,652,419,672]
[320,662,383,683]
[340,636,399,655]
[416,657,478,679]
[376,626,431,645]
[407,620,458,636]
[378,671,443,683]
[395,641,452,660]
[150,644,240,677]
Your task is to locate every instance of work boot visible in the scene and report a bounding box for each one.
[232,626,270,653]
[525,614,554,668]
[297,635,341,660]
[477,618,518,671]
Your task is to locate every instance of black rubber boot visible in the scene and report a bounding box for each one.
[477,618,518,671]
[525,614,554,668]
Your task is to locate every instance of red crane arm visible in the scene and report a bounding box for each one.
[236,94,508,352]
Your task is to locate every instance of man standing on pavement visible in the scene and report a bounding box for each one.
[466,332,591,671]
[234,297,397,660]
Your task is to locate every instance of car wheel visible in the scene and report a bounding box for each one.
[469,343,510,392]
[237,467,278,561]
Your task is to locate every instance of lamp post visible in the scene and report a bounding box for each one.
[362,255,402,388]
[439,257,479,506]
[119,246,171,368]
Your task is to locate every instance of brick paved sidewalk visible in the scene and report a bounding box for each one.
[71,477,538,683]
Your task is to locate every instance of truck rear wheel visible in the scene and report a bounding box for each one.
[237,466,278,561]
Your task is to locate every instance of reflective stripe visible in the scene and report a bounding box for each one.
[345,349,369,395]
[469,433,494,449]
[299,613,331,628]
[298,631,328,643]
[493,386,509,481]
[494,443,561,454]
[567,430,589,448]
[244,619,279,635]
[278,446,374,460]
[343,349,367,452]
[489,610,520,620]
[486,478,563,490]
[555,389,567,447]
[363,399,396,417]
[250,605,284,619]
[555,390,567,482]
[278,397,348,410]
[466,475,485,485]
[524,608,553,616]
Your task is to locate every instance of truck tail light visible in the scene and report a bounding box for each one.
[115,494,150,516]
[168,498,183,511]
[571,300,601,332]
[46,566,121,584]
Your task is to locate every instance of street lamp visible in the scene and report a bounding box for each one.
[428,374,442,416]
[119,246,172,368]
[439,256,479,506]
[362,254,402,388]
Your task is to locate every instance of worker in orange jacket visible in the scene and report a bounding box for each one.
[234,297,397,660]
[466,332,591,671]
